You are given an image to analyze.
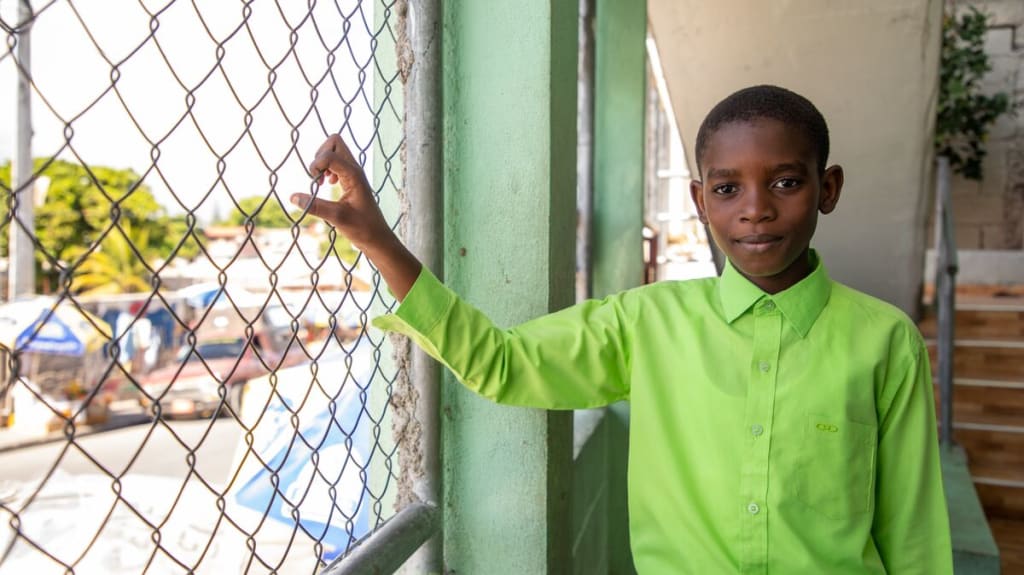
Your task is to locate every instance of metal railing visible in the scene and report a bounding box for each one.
[934,155,958,450]
[320,501,437,575]
[0,1,436,573]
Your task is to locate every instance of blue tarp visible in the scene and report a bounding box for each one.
[233,347,372,561]
[15,309,108,356]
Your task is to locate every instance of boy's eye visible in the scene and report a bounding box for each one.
[773,177,801,189]
[712,184,739,195]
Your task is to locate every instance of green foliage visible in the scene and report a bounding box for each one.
[219,195,301,228]
[0,164,9,258]
[153,217,202,262]
[219,192,360,264]
[64,221,154,295]
[323,227,361,266]
[0,158,201,292]
[315,185,360,264]
[936,7,1013,180]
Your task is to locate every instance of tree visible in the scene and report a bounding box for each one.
[0,159,202,292]
[65,221,154,294]
[218,192,360,264]
[219,195,301,228]
[935,7,1013,179]
[314,186,361,265]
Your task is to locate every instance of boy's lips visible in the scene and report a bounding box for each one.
[734,234,783,253]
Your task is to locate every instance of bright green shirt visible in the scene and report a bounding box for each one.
[374,253,953,574]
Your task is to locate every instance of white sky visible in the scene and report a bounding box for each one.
[0,0,383,223]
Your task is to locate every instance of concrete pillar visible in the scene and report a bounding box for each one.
[440,0,577,572]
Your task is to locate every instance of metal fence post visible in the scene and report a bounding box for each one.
[576,0,595,303]
[9,0,34,299]
[402,0,443,571]
[935,155,957,450]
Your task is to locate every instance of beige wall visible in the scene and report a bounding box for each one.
[932,0,1024,251]
[649,0,943,316]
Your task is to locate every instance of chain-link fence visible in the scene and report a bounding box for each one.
[0,1,413,572]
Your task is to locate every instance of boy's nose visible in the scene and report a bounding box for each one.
[739,188,775,223]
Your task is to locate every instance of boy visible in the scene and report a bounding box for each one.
[291,85,953,573]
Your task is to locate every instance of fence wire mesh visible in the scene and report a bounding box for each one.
[0,1,410,573]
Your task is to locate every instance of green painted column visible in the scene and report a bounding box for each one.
[591,1,646,573]
[441,0,577,572]
[592,0,647,299]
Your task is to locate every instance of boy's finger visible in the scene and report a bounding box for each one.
[290,192,313,212]
[290,193,338,223]
[309,134,358,176]
[308,136,340,177]
[308,153,360,187]
[329,134,358,165]
[308,153,335,177]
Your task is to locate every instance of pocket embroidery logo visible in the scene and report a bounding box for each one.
[815,422,839,433]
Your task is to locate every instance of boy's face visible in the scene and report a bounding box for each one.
[690,119,843,294]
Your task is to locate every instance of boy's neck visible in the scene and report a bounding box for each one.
[736,249,813,295]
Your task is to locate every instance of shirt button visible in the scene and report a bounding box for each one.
[747,502,760,515]
[763,301,775,311]
[751,424,764,436]
[758,361,770,372]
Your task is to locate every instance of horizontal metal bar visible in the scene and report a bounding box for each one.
[924,338,1024,349]
[973,476,1024,489]
[951,421,1024,435]
[951,378,1024,390]
[320,501,441,575]
[950,302,1024,312]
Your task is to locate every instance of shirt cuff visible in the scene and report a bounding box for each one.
[371,266,454,337]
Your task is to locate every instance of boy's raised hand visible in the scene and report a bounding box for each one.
[291,134,421,301]
[291,134,389,251]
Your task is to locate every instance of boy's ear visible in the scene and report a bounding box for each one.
[819,165,843,215]
[689,180,708,224]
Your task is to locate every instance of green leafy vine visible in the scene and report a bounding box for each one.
[935,6,1013,180]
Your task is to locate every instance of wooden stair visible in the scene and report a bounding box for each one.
[920,292,1024,574]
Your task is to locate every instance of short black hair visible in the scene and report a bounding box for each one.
[694,85,830,176]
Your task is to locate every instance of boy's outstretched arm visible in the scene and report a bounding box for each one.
[290,134,422,301]
[290,135,632,410]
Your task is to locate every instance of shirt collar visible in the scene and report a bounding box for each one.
[718,250,832,338]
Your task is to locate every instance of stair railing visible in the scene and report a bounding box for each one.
[934,155,958,451]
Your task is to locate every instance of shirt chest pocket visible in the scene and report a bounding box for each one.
[796,414,877,519]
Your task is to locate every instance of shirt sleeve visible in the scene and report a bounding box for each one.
[872,333,954,574]
[371,266,632,409]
